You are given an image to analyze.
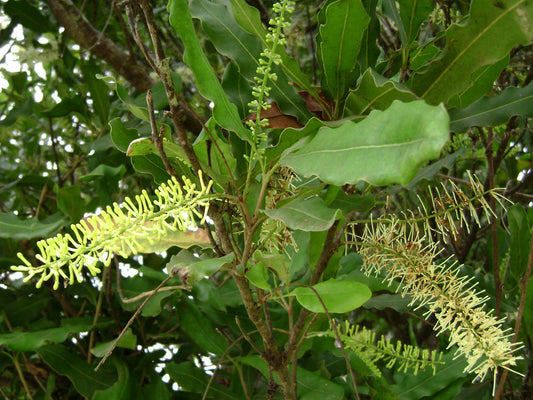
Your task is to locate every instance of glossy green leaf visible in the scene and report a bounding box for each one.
[0,324,93,351]
[166,251,234,284]
[189,0,311,123]
[39,97,87,118]
[245,262,271,290]
[523,276,533,339]
[358,0,381,71]
[126,137,189,164]
[222,61,253,118]
[80,164,126,181]
[264,196,341,231]
[166,361,238,399]
[109,117,140,153]
[168,0,251,142]
[55,185,84,222]
[297,367,345,400]
[382,0,407,45]
[409,0,533,104]
[283,100,449,186]
[292,279,371,313]
[180,299,227,355]
[391,352,467,400]
[119,277,175,317]
[446,55,509,109]
[115,82,149,122]
[238,355,345,399]
[37,344,116,398]
[449,80,533,133]
[4,0,54,33]
[130,154,171,183]
[81,64,110,126]
[363,293,412,312]
[318,0,370,103]
[344,68,419,116]
[398,0,433,43]
[228,0,321,105]
[91,329,137,358]
[93,360,131,400]
[507,204,531,280]
[0,212,65,240]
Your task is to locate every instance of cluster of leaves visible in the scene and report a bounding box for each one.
[0,0,532,399]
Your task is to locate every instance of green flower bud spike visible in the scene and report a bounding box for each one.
[11,173,213,290]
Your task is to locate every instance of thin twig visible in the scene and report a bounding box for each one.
[95,275,173,371]
[292,283,360,400]
[202,333,250,400]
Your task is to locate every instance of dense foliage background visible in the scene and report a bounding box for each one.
[0,0,532,399]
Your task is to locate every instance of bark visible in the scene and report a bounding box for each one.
[47,0,153,92]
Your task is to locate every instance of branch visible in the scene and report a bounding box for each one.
[47,0,153,92]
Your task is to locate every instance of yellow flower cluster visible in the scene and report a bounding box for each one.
[11,174,212,289]
[359,217,522,382]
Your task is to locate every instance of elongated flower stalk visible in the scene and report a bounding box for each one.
[358,215,522,382]
[320,322,444,377]
[246,0,295,153]
[12,173,213,290]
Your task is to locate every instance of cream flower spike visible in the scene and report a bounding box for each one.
[11,172,213,290]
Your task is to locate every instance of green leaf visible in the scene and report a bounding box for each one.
[297,367,345,400]
[391,352,468,400]
[292,279,371,313]
[166,251,234,284]
[0,324,93,351]
[130,154,171,183]
[398,0,433,43]
[179,299,227,355]
[245,262,271,290]
[168,0,251,142]
[91,329,137,358]
[238,356,345,399]
[80,164,126,181]
[37,344,116,398]
[264,196,341,232]
[318,0,370,105]
[119,277,175,317]
[282,100,449,186]
[0,212,65,240]
[93,360,131,400]
[449,80,533,133]
[382,0,408,45]
[222,61,253,118]
[166,361,238,399]
[81,64,110,126]
[4,0,54,33]
[344,68,419,116]
[408,0,533,104]
[189,0,311,123]
[55,185,85,222]
[228,0,321,106]
[358,0,381,71]
[446,55,509,109]
[523,276,533,339]
[39,97,87,118]
[363,294,412,313]
[507,204,531,280]
[109,118,140,152]
[115,82,149,122]
[126,137,189,164]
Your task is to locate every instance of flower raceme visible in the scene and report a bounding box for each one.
[12,173,213,290]
[359,216,522,383]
